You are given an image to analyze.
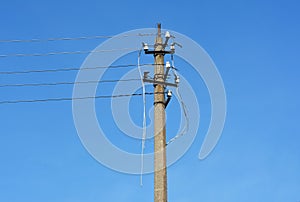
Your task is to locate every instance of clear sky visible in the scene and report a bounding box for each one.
[0,0,300,202]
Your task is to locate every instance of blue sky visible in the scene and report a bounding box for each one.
[0,0,300,201]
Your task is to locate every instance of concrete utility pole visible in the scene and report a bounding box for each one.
[143,23,176,202]
[153,23,167,202]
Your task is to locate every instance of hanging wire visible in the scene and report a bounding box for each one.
[0,78,140,88]
[0,92,165,105]
[138,49,147,186]
[167,87,189,145]
[0,35,114,43]
[0,33,158,43]
[0,48,138,58]
[166,54,189,145]
[0,64,154,75]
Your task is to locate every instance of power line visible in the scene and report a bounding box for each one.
[0,48,138,58]
[0,92,164,105]
[0,78,140,88]
[0,33,158,43]
[0,63,156,75]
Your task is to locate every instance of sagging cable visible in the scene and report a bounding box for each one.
[167,54,189,145]
[138,49,147,186]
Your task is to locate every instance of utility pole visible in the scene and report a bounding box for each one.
[143,23,177,202]
[153,23,167,202]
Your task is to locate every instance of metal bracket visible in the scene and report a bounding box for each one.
[143,78,178,87]
[144,50,175,55]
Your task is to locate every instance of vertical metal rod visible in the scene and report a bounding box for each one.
[154,23,167,202]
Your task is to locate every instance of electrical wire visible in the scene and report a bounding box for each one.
[166,87,189,145]
[0,79,140,88]
[0,64,154,75]
[166,55,189,145]
[137,49,147,186]
[0,92,165,105]
[0,33,158,43]
[0,48,138,58]
[0,35,113,43]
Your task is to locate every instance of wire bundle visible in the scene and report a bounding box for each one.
[0,33,157,105]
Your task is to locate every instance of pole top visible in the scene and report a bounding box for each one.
[157,23,161,35]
